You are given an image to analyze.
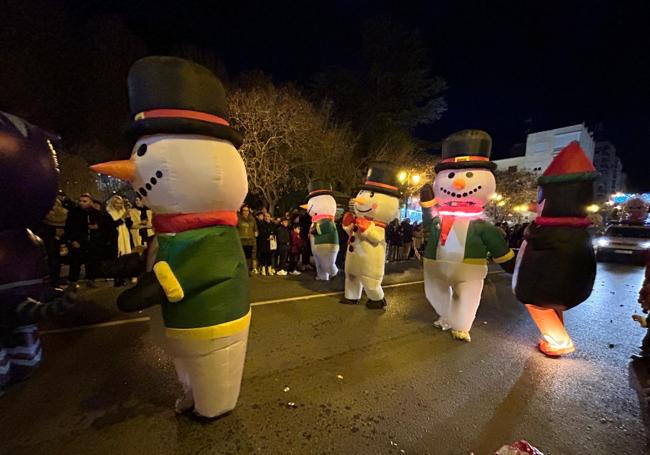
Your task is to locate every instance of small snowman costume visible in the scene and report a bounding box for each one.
[342,163,400,309]
[420,130,515,342]
[302,180,339,281]
[91,57,250,419]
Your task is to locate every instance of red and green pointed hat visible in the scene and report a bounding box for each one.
[538,141,598,185]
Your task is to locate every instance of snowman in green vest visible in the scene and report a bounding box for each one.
[302,180,339,280]
[91,57,250,419]
[419,130,515,342]
[342,162,401,309]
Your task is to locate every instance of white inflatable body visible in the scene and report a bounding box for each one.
[423,167,497,338]
[132,134,250,417]
[344,190,399,302]
[307,194,340,280]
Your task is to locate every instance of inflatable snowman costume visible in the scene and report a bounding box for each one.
[420,130,515,342]
[342,163,400,309]
[91,57,250,418]
[303,181,339,280]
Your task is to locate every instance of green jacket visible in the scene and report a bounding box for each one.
[156,225,250,330]
[422,207,513,265]
[237,214,258,246]
[312,218,339,245]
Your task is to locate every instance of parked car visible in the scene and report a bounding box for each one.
[595,224,650,264]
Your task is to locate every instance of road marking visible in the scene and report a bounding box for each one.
[41,317,151,334]
[40,271,505,334]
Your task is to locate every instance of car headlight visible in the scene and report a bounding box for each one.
[597,238,610,247]
[641,241,650,249]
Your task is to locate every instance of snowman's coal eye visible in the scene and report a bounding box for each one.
[466,172,474,178]
[136,144,147,157]
[448,172,455,179]
[370,192,375,198]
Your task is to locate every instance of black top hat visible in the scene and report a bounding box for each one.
[360,162,401,197]
[126,56,243,148]
[307,180,333,199]
[435,129,496,172]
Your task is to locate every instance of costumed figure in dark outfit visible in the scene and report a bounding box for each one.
[513,141,598,356]
[0,112,78,388]
[90,57,250,419]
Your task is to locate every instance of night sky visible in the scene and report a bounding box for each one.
[66,1,650,190]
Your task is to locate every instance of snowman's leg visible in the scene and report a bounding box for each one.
[344,273,363,300]
[423,259,452,325]
[190,328,249,418]
[172,357,194,413]
[448,279,484,333]
[166,317,250,418]
[361,276,384,302]
[325,248,339,278]
[525,304,574,356]
[313,252,326,280]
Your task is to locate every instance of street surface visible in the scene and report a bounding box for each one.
[0,261,648,455]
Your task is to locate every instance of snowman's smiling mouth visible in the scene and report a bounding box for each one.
[137,169,164,197]
[440,185,483,199]
[356,207,373,213]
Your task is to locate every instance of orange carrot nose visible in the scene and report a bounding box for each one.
[90,160,136,183]
[452,178,466,190]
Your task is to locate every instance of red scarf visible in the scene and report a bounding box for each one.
[154,210,238,234]
[439,215,456,246]
[534,216,591,228]
[312,214,334,222]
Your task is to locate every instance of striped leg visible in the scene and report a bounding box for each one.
[8,325,42,382]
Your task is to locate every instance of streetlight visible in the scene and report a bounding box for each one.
[586,204,600,213]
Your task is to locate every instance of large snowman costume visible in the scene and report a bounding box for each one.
[303,181,339,281]
[420,130,515,342]
[91,57,250,418]
[342,163,400,309]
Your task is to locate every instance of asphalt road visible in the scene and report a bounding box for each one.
[0,261,648,455]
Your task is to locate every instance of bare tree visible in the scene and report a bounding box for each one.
[229,83,321,214]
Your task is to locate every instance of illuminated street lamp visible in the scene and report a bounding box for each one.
[397,171,408,183]
[586,204,600,213]
[411,174,421,185]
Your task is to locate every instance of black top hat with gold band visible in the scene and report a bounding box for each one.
[435,129,496,173]
[307,180,333,199]
[360,161,401,197]
[127,56,243,148]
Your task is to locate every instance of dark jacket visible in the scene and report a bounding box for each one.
[290,230,303,254]
[257,221,276,253]
[64,204,90,246]
[276,225,290,246]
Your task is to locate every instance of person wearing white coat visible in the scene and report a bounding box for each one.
[106,195,133,257]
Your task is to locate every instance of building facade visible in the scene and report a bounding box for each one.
[593,141,626,201]
[494,123,595,173]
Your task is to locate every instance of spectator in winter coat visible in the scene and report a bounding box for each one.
[388,219,403,261]
[33,192,68,285]
[257,212,277,276]
[288,225,303,275]
[299,210,313,270]
[106,196,132,257]
[129,195,154,248]
[63,193,94,283]
[275,218,291,275]
[401,219,414,260]
[237,205,259,273]
[412,222,424,255]
[336,217,348,269]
